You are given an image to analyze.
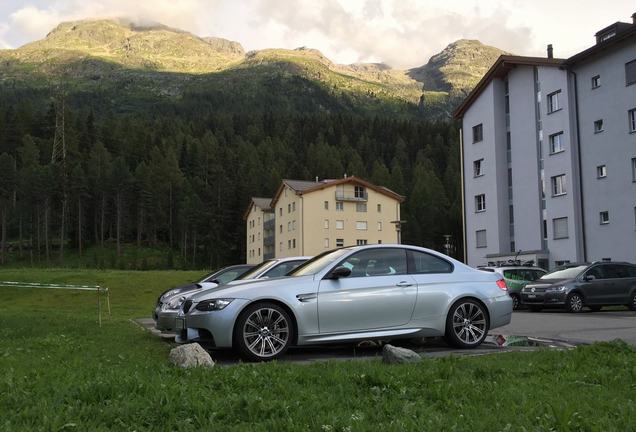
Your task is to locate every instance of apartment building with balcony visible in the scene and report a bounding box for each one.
[245,176,404,262]
[454,13,636,269]
[244,197,275,264]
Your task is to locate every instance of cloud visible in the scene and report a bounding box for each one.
[3,0,222,48]
[249,0,534,68]
[0,23,10,48]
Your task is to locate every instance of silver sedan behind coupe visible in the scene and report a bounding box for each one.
[176,245,512,361]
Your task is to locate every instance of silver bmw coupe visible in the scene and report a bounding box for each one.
[176,245,512,361]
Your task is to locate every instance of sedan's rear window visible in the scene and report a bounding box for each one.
[408,250,453,274]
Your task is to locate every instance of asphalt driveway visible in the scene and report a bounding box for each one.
[497,309,636,345]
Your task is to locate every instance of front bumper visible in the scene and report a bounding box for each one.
[521,290,567,306]
[154,307,179,332]
[175,298,250,347]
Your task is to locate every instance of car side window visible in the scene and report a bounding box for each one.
[503,270,518,280]
[585,266,606,280]
[604,265,630,279]
[263,261,304,278]
[408,250,453,274]
[338,249,407,277]
[628,266,636,278]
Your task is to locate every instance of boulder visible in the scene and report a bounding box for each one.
[169,343,215,368]
[382,344,421,364]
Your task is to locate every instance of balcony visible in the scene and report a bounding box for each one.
[335,191,368,202]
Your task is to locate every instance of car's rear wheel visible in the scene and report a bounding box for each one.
[589,306,602,312]
[627,292,636,311]
[445,299,489,349]
[567,293,584,313]
[510,294,520,311]
[234,302,294,361]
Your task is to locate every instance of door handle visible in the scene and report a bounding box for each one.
[396,281,414,287]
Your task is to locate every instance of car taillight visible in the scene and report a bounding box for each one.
[496,279,508,291]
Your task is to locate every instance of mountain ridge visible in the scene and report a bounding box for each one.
[0,19,508,116]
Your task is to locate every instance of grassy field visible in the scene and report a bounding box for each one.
[1,268,635,431]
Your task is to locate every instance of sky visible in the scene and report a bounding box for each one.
[0,0,634,69]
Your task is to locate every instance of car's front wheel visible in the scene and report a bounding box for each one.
[234,302,294,361]
[445,299,489,349]
[567,293,584,313]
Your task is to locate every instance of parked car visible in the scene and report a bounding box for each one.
[154,257,310,332]
[175,245,512,361]
[154,264,254,331]
[521,262,636,312]
[478,265,547,310]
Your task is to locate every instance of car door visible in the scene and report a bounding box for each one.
[317,248,417,333]
[406,249,456,321]
[580,265,611,305]
[605,264,634,304]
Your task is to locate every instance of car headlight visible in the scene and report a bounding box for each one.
[195,299,233,312]
[548,286,567,292]
[161,296,186,311]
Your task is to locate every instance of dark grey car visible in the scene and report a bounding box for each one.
[521,262,636,312]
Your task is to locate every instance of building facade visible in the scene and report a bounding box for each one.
[244,198,275,264]
[245,177,404,262]
[455,14,636,269]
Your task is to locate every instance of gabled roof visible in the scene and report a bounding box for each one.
[243,197,273,220]
[270,176,405,207]
[453,55,565,120]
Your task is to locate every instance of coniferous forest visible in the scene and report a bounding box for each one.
[0,87,462,269]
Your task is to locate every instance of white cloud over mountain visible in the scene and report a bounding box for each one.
[0,0,634,68]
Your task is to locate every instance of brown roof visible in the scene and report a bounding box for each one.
[565,23,636,66]
[453,55,565,120]
[270,176,405,207]
[242,197,273,220]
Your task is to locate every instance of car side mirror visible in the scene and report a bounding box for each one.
[327,266,352,279]
[583,275,595,282]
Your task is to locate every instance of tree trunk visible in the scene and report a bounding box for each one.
[44,198,50,265]
[137,206,143,247]
[116,192,121,257]
[30,216,34,266]
[78,197,82,257]
[18,215,22,258]
[192,229,197,268]
[36,209,41,262]
[169,182,173,248]
[1,207,6,265]
[59,197,66,262]
[100,194,105,248]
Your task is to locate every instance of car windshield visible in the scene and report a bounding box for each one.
[237,260,276,280]
[541,265,587,280]
[289,248,352,276]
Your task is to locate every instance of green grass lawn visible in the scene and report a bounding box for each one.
[1,269,635,431]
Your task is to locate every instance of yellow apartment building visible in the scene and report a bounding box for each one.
[270,176,405,258]
[244,197,275,265]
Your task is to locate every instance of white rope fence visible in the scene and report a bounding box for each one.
[0,281,111,326]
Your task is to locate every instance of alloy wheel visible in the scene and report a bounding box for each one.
[242,307,290,358]
[451,302,487,346]
[568,294,583,313]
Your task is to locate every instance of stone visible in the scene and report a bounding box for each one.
[382,344,421,364]
[169,343,215,368]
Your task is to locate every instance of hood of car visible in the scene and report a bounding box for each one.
[189,275,315,301]
[525,278,571,289]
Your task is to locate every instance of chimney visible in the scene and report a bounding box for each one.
[547,44,553,59]
[632,12,636,24]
